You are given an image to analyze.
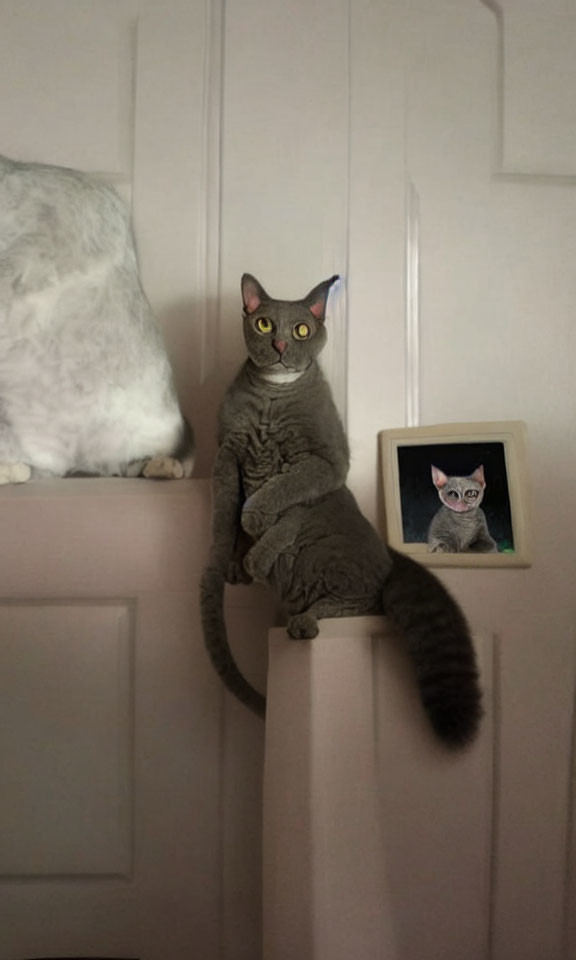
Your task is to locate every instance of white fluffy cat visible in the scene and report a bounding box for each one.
[0,154,193,483]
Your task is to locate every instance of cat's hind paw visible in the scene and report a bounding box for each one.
[142,456,185,480]
[287,613,319,640]
[0,462,31,485]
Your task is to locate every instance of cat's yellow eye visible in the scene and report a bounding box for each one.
[293,322,310,341]
[256,317,273,334]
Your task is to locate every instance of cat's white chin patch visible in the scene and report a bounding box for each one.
[259,366,304,384]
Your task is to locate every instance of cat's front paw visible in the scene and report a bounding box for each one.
[243,546,275,584]
[226,558,252,585]
[241,504,273,538]
[428,542,451,553]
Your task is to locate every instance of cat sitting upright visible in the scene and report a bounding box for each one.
[427,465,497,553]
[0,154,193,482]
[201,273,482,748]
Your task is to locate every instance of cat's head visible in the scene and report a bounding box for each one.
[241,274,339,374]
[431,464,486,513]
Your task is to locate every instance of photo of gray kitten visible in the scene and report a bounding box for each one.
[427,465,497,553]
[201,274,482,748]
[0,154,193,482]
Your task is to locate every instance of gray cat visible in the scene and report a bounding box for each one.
[201,274,482,748]
[427,465,498,553]
[0,154,193,481]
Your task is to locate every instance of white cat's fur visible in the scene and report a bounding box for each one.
[0,154,193,482]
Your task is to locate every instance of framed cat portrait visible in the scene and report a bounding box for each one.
[379,421,532,567]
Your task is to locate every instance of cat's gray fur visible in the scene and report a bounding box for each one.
[0,154,193,481]
[428,465,497,553]
[201,274,482,748]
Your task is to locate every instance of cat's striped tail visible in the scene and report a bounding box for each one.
[200,564,266,717]
[382,549,483,748]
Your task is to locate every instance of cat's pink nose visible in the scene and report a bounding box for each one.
[273,339,287,354]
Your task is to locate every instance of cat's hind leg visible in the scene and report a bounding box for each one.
[287,599,345,640]
[0,462,31,484]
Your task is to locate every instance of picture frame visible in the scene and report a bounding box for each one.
[378,421,531,567]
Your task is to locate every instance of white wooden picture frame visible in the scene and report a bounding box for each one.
[378,421,532,568]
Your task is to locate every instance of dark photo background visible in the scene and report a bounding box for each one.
[397,441,515,551]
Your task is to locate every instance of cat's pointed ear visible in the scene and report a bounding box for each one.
[470,465,486,488]
[431,465,447,489]
[241,274,269,315]
[303,275,340,321]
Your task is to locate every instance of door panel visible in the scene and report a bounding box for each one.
[0,482,223,959]
[0,0,267,952]
[0,603,133,878]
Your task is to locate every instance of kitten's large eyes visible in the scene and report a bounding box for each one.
[447,491,460,500]
[293,322,311,341]
[255,317,273,334]
[465,489,479,499]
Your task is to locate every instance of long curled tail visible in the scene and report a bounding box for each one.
[382,549,483,748]
[200,565,266,717]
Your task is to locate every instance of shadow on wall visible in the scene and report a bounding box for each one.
[159,293,246,479]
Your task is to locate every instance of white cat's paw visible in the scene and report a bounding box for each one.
[0,462,31,485]
[142,456,185,480]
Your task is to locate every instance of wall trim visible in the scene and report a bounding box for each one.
[405,180,420,428]
[198,0,224,383]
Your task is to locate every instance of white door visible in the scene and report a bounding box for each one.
[345,2,576,958]
[2,1,575,959]
[217,0,576,956]
[0,3,271,958]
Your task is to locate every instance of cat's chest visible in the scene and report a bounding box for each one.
[438,505,483,546]
[233,397,310,489]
